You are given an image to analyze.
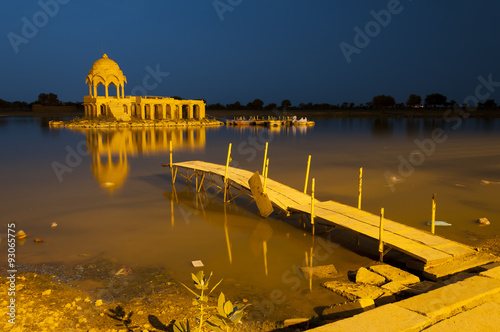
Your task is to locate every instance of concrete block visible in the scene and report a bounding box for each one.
[306,304,430,332]
[479,265,500,280]
[356,267,386,286]
[424,297,500,332]
[369,264,420,285]
[396,276,500,321]
[300,264,338,279]
[322,298,375,320]
[322,280,394,306]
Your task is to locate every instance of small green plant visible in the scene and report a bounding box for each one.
[174,271,249,332]
[206,292,249,332]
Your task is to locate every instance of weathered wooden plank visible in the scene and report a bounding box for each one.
[248,171,274,218]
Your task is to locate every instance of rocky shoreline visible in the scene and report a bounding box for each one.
[2,236,500,331]
[50,117,224,129]
[0,263,283,332]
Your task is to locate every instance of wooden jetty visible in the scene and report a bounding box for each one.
[162,158,496,280]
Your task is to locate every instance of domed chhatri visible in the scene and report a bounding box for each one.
[83,54,205,121]
[86,54,127,99]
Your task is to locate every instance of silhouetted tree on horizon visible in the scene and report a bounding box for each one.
[372,95,396,111]
[280,99,291,110]
[424,93,447,108]
[406,94,422,107]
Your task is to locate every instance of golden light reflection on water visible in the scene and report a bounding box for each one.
[75,127,207,193]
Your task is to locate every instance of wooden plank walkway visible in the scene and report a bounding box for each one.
[164,160,495,275]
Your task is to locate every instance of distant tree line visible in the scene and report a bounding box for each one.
[0,93,81,111]
[207,93,499,111]
[1,92,499,112]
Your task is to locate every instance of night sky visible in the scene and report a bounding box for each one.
[2,0,500,106]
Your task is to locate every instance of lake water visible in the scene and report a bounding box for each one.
[1,115,500,320]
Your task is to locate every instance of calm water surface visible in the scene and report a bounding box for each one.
[1,116,500,320]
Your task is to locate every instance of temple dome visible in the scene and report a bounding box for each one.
[91,54,121,72]
[86,54,127,88]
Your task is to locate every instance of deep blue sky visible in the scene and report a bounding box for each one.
[1,1,500,106]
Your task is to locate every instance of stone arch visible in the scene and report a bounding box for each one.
[182,105,189,119]
[107,82,119,97]
[165,104,172,120]
[193,104,200,119]
[155,104,163,119]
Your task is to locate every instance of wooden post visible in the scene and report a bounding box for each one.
[171,193,174,227]
[311,178,315,236]
[224,204,232,264]
[431,193,436,234]
[169,140,174,183]
[309,246,313,292]
[263,158,269,194]
[263,240,268,276]
[223,143,232,203]
[262,142,268,175]
[379,207,384,262]
[304,155,311,194]
[358,167,363,209]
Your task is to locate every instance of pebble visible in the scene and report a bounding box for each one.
[95,299,103,307]
[477,217,491,226]
[42,289,52,296]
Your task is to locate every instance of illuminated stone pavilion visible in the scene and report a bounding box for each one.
[83,54,206,121]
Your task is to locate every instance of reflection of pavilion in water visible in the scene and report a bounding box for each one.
[85,127,207,193]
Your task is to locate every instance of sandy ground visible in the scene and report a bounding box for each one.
[0,261,295,332]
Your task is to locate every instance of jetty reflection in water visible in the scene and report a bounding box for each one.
[77,127,207,193]
[165,181,304,280]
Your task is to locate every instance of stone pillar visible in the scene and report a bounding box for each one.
[89,84,92,97]
[105,84,109,98]
[150,105,155,120]
[162,104,167,120]
[93,84,97,97]
[200,103,206,119]
[188,104,193,119]
[141,104,145,120]
[121,84,125,98]
[168,104,173,120]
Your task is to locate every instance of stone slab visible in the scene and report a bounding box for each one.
[356,267,386,286]
[369,264,420,285]
[381,281,407,294]
[479,265,500,280]
[423,296,500,332]
[397,275,500,321]
[306,304,430,332]
[322,298,375,320]
[398,281,437,297]
[322,281,394,306]
[300,264,338,279]
[422,252,497,280]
